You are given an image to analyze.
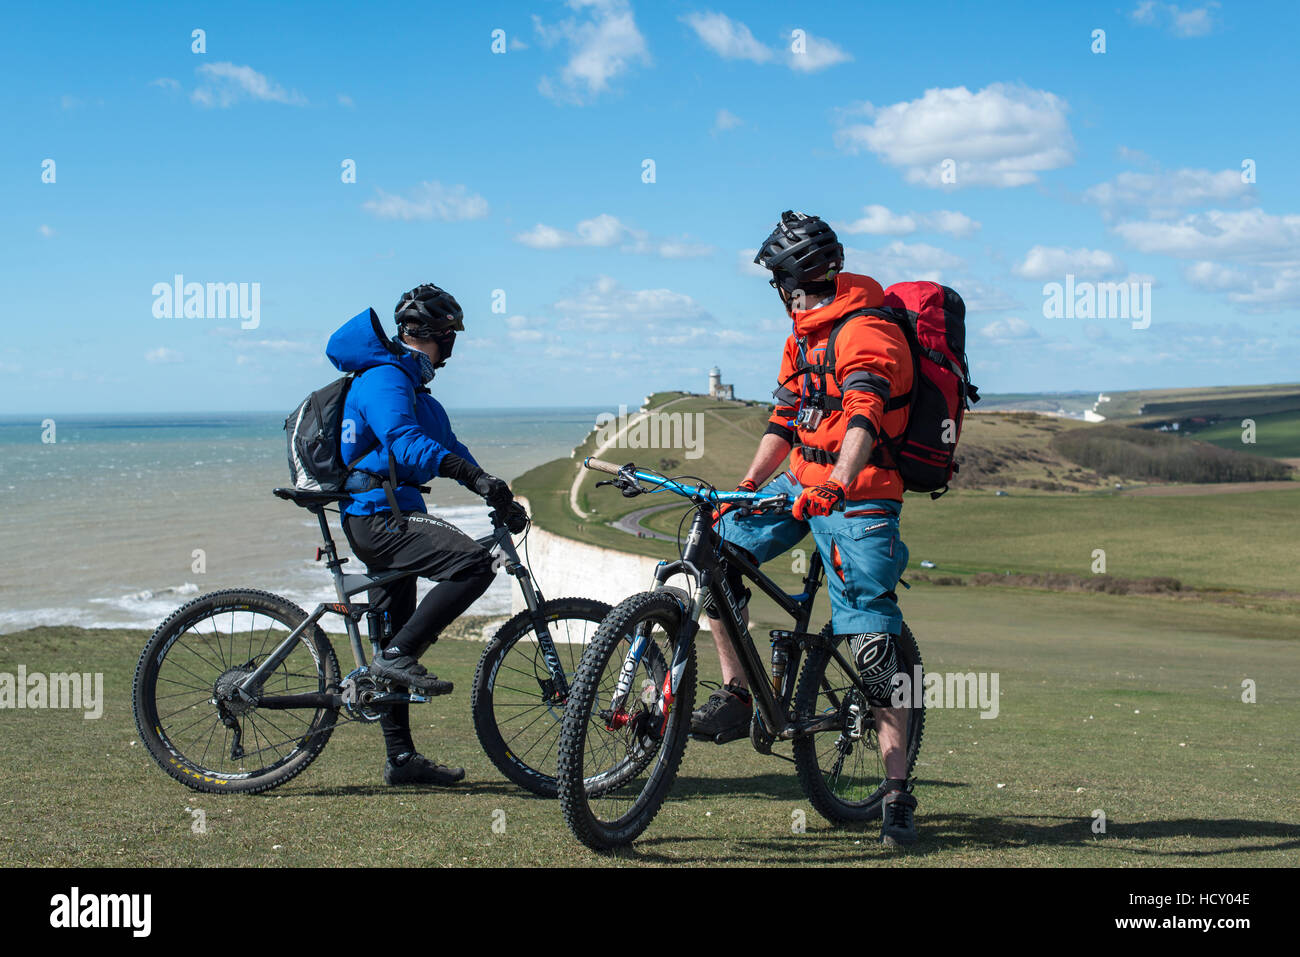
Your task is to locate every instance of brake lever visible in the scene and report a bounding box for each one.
[596,478,643,498]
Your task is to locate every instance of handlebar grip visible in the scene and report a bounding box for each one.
[584,457,621,475]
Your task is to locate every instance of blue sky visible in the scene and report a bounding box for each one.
[4,0,1298,413]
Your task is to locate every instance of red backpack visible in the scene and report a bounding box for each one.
[855,281,979,497]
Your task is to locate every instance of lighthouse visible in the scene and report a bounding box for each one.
[708,365,734,401]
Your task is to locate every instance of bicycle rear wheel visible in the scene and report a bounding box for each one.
[132,589,340,794]
[470,596,611,797]
[792,623,924,824]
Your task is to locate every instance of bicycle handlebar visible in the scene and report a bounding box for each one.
[583,457,790,510]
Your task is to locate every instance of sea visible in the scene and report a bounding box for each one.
[0,409,603,635]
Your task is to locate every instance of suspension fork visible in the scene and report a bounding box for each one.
[495,527,571,697]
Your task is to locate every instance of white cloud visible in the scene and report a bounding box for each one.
[681,11,773,63]
[1084,165,1253,218]
[516,214,713,259]
[517,213,628,248]
[535,0,650,104]
[191,62,307,108]
[838,205,916,236]
[505,315,546,342]
[1013,246,1126,280]
[843,241,965,283]
[362,181,488,221]
[837,205,980,239]
[1113,208,1300,262]
[337,93,354,108]
[553,276,710,324]
[145,347,183,364]
[1131,2,1219,37]
[835,83,1075,188]
[241,339,319,355]
[786,30,851,72]
[713,108,743,132]
[979,317,1038,342]
[683,14,850,73]
[149,77,180,91]
[1112,207,1300,310]
[957,279,1021,313]
[37,225,55,238]
[1185,262,1300,309]
[924,210,982,239]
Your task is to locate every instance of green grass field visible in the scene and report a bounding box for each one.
[640,485,1300,599]
[1188,410,1300,461]
[5,385,1297,867]
[3,583,1296,866]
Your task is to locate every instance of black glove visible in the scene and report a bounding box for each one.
[440,453,513,507]
[474,473,513,508]
[501,500,528,534]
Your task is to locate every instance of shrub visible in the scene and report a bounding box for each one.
[1050,425,1292,483]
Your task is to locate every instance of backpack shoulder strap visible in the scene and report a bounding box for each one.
[825,307,918,411]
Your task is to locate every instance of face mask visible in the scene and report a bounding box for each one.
[403,343,439,384]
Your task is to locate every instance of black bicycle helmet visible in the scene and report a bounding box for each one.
[753,211,843,289]
[394,284,465,339]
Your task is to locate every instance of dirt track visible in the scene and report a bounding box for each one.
[1121,480,1298,497]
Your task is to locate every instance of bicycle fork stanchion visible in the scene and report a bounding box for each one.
[483,520,572,700]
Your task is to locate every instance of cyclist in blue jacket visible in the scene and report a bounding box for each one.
[325,284,526,786]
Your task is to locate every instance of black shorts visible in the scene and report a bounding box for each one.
[342,511,494,590]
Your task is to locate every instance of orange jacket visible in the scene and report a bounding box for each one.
[767,272,914,501]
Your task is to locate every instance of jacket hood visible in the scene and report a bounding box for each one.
[790,272,884,338]
[326,308,422,384]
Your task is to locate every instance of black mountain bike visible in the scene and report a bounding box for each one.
[556,459,925,850]
[132,487,608,796]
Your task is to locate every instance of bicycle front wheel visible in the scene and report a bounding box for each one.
[557,591,695,851]
[792,623,925,824]
[132,589,341,794]
[471,596,611,797]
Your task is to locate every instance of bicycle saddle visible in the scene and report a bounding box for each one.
[273,487,353,507]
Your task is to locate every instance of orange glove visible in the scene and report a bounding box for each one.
[712,479,758,525]
[792,479,846,521]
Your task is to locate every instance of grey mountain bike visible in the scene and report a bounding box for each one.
[132,487,608,795]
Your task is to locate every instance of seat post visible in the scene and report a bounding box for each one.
[315,508,342,566]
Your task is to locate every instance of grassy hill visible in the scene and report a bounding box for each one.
[516,388,1298,612]
[1095,384,1300,462]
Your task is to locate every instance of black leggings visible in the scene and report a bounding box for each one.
[343,511,495,758]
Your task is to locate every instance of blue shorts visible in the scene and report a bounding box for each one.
[715,472,908,635]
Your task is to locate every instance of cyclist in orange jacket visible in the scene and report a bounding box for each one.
[693,210,919,847]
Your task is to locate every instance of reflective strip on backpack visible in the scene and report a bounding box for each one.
[289,403,324,492]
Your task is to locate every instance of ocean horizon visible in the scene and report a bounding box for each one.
[0,407,605,635]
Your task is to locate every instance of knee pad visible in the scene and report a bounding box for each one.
[844,632,900,707]
[703,561,751,620]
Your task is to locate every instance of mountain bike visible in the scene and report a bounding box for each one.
[556,459,925,850]
[132,487,608,796]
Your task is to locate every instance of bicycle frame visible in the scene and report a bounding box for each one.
[597,465,873,742]
[235,504,572,710]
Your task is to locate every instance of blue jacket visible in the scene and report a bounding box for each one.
[326,308,477,516]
